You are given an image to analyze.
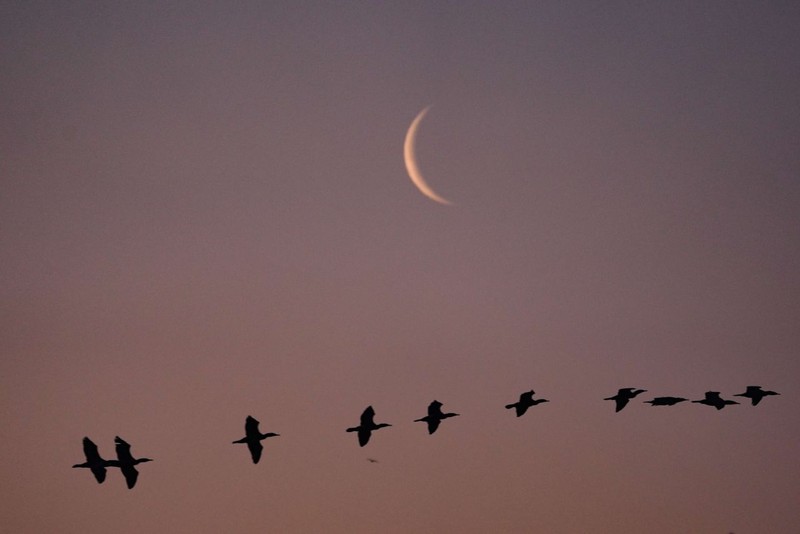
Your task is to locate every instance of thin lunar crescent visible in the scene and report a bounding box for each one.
[403,106,453,205]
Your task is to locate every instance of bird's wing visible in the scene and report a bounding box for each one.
[428,402,443,417]
[360,406,376,426]
[358,428,371,447]
[82,437,102,462]
[427,418,441,434]
[245,416,260,435]
[121,465,139,489]
[91,464,107,483]
[114,437,134,463]
[248,440,264,464]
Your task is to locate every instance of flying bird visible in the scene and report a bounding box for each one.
[692,391,739,410]
[72,437,112,484]
[414,400,460,434]
[505,390,549,417]
[604,388,647,412]
[112,436,153,489]
[232,415,280,464]
[733,386,779,406]
[644,396,688,406]
[346,406,391,447]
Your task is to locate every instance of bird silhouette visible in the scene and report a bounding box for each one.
[644,396,688,406]
[112,436,153,489]
[232,416,280,464]
[505,390,549,417]
[604,388,647,412]
[692,391,739,410]
[414,400,460,434]
[733,386,779,406]
[346,406,391,446]
[72,437,112,484]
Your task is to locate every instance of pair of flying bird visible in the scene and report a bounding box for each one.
[604,385,779,412]
[72,436,152,489]
[346,400,460,447]
[345,400,460,447]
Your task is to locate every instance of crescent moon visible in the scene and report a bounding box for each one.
[403,106,453,205]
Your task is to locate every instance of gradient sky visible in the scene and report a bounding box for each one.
[2,2,799,533]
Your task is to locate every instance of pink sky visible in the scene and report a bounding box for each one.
[2,2,799,532]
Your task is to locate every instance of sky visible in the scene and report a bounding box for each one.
[2,2,799,532]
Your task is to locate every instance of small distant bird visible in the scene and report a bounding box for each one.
[414,400,460,434]
[346,406,391,447]
[367,458,379,463]
[232,415,280,464]
[644,396,688,406]
[604,388,647,412]
[505,390,549,417]
[112,436,153,489]
[733,386,780,406]
[692,391,739,410]
[72,437,112,484]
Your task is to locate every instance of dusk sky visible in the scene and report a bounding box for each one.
[2,2,799,532]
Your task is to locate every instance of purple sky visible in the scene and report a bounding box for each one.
[2,2,799,532]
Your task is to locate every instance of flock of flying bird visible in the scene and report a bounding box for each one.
[73,385,779,489]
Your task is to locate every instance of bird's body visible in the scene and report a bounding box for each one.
[112,436,153,489]
[605,388,647,412]
[505,390,549,417]
[346,406,391,446]
[414,400,459,434]
[734,386,779,406]
[232,416,280,464]
[644,396,688,406]
[72,437,111,484]
[692,391,739,410]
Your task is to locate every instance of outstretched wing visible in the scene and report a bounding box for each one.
[427,418,441,434]
[245,416,260,436]
[358,428,372,447]
[427,401,443,417]
[121,465,139,489]
[247,440,264,464]
[360,406,376,426]
[82,437,102,462]
[114,436,134,463]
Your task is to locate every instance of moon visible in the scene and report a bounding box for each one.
[403,106,453,205]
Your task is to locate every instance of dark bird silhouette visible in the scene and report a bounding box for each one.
[644,396,688,406]
[367,458,379,463]
[72,437,111,484]
[734,385,780,406]
[505,390,549,417]
[112,436,153,489]
[346,406,391,446]
[604,388,647,412]
[414,400,460,434]
[692,391,739,410]
[232,415,280,464]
